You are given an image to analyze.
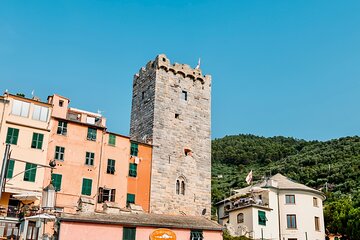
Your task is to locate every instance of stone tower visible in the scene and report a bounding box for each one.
[130,54,211,217]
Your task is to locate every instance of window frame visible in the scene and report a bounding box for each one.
[81,178,92,196]
[130,142,138,156]
[108,134,116,146]
[129,163,137,177]
[85,152,95,166]
[57,121,68,135]
[122,227,136,240]
[190,230,203,240]
[24,163,37,182]
[32,105,49,122]
[6,127,19,145]
[98,188,116,203]
[285,194,296,204]
[31,132,44,149]
[126,193,135,206]
[315,216,320,231]
[237,213,244,223]
[6,159,15,179]
[51,173,62,192]
[313,197,318,207]
[107,159,116,174]
[11,99,30,117]
[55,146,65,161]
[258,210,267,226]
[87,128,97,141]
[287,214,297,229]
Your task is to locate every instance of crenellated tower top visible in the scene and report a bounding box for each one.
[134,54,211,84]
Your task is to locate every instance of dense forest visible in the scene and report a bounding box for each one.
[211,134,360,239]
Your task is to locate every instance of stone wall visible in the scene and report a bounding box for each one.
[130,54,211,218]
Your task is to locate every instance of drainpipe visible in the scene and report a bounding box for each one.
[94,129,105,211]
[277,189,281,240]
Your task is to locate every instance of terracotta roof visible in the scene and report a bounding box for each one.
[59,212,223,231]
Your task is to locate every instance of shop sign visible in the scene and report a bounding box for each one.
[150,228,176,240]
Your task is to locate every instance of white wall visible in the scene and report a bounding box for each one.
[279,190,325,240]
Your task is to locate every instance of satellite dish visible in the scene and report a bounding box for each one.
[202,208,206,215]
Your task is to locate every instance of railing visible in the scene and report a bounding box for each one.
[225,197,268,211]
[6,205,19,218]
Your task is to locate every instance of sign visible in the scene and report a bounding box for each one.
[150,229,176,240]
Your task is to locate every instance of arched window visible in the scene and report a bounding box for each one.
[176,180,180,195]
[237,213,244,223]
[181,181,185,195]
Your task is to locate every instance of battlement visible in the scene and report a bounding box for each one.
[135,54,211,84]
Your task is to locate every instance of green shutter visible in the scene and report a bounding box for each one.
[31,133,44,149]
[127,194,135,205]
[6,128,19,145]
[129,163,137,177]
[258,210,266,226]
[24,163,37,182]
[82,178,92,196]
[52,174,62,191]
[108,134,116,146]
[123,227,136,240]
[6,160,15,179]
[130,143,138,156]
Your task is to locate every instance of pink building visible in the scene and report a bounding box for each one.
[58,212,223,240]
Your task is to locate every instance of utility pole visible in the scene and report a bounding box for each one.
[0,144,11,199]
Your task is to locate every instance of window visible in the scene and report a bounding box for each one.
[175,113,180,119]
[85,152,95,166]
[108,134,116,146]
[123,227,136,240]
[141,91,145,100]
[287,214,297,229]
[181,181,185,195]
[315,216,320,231]
[55,146,65,161]
[130,142,138,156]
[6,128,19,145]
[107,159,115,174]
[81,178,92,196]
[237,213,244,223]
[24,163,37,182]
[285,195,295,204]
[127,194,135,206]
[51,173,62,191]
[176,180,180,194]
[87,128,97,141]
[129,163,137,177]
[31,133,44,149]
[313,197,318,207]
[6,159,15,179]
[190,230,203,240]
[182,90,188,101]
[59,100,64,107]
[258,210,267,226]
[32,105,49,122]
[11,100,30,117]
[98,188,116,203]
[57,121,67,135]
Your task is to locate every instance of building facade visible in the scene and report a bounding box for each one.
[0,93,52,239]
[217,173,326,240]
[130,54,212,217]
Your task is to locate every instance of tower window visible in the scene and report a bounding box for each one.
[59,100,64,107]
[181,181,185,195]
[184,148,192,156]
[142,91,145,100]
[175,113,180,119]
[176,178,186,195]
[181,91,188,101]
[176,180,180,194]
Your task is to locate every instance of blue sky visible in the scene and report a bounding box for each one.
[1,1,360,141]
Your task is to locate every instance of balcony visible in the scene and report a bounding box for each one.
[224,191,270,212]
[0,205,40,219]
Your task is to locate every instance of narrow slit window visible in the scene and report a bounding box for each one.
[182,90,188,101]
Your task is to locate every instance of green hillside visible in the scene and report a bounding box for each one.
[211,134,360,238]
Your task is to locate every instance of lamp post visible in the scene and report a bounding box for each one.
[41,160,57,210]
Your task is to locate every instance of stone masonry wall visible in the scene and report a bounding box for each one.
[130,54,211,218]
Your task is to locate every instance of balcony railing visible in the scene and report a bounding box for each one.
[225,197,268,212]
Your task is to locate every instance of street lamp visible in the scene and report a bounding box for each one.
[41,160,57,210]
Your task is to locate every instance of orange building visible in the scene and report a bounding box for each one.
[44,94,152,214]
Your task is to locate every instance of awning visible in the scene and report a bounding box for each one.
[13,192,41,201]
[26,214,56,221]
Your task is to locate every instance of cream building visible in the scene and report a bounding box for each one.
[0,93,52,239]
[217,173,326,240]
